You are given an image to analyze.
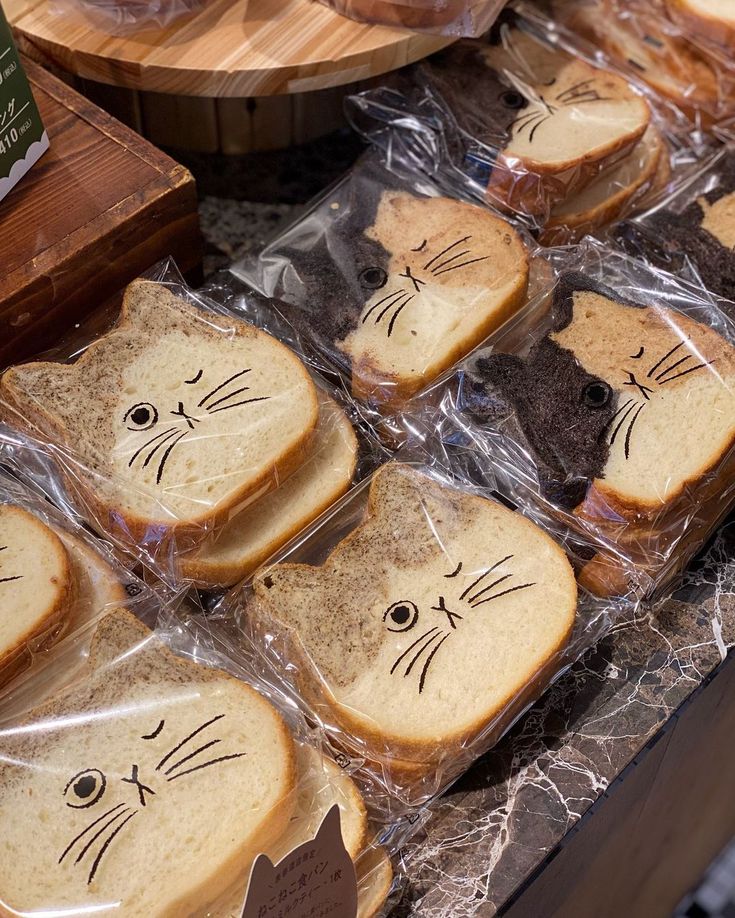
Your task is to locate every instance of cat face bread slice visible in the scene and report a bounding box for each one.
[251,463,577,770]
[423,24,650,216]
[0,504,74,676]
[0,609,296,917]
[557,0,721,118]
[180,393,358,589]
[269,165,529,406]
[468,273,735,521]
[0,281,319,540]
[617,151,735,303]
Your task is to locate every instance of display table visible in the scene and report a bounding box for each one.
[396,523,735,916]
[0,56,201,366]
[4,0,451,152]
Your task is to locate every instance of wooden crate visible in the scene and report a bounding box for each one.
[0,57,202,367]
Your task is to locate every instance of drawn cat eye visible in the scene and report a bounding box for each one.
[383,600,419,633]
[359,267,388,290]
[581,381,612,409]
[500,90,527,110]
[124,402,159,431]
[64,768,107,809]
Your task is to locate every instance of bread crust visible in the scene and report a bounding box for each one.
[539,127,665,245]
[324,0,466,28]
[179,396,358,589]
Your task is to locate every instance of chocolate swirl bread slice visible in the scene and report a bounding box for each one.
[0,281,319,542]
[0,609,296,917]
[466,273,735,589]
[250,463,576,778]
[262,160,529,406]
[421,18,650,216]
[617,151,735,304]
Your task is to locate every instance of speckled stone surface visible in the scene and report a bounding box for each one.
[192,145,735,918]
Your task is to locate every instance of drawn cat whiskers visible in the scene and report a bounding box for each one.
[58,714,246,885]
[388,558,535,694]
[606,339,716,461]
[555,79,611,106]
[155,713,246,782]
[59,802,138,885]
[0,546,22,585]
[126,368,269,485]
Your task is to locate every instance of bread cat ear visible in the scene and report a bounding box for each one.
[465,353,527,422]
[1,362,76,423]
[551,273,644,332]
[120,280,183,327]
[86,608,159,672]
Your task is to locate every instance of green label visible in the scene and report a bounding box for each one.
[0,3,48,199]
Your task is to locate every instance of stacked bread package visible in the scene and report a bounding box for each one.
[344,3,686,243]
[431,243,735,598]
[0,465,156,687]
[236,154,532,415]
[0,279,366,592]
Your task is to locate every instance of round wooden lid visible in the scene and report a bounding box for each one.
[5,0,452,97]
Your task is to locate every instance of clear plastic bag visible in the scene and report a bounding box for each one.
[345,1,706,239]
[212,454,639,809]
[50,0,204,33]
[318,0,505,36]
[0,603,397,917]
[410,239,735,599]
[0,453,161,688]
[0,260,384,594]
[232,152,542,427]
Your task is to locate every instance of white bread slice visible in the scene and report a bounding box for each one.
[180,393,358,589]
[0,281,319,542]
[558,0,721,117]
[356,847,393,918]
[481,27,650,214]
[0,504,74,679]
[217,744,390,918]
[55,528,128,630]
[668,0,735,49]
[540,125,665,244]
[252,463,577,769]
[340,192,530,404]
[0,609,296,917]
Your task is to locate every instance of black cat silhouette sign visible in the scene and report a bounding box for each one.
[241,805,358,918]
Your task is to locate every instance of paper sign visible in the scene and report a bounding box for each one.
[241,805,358,918]
[0,3,49,204]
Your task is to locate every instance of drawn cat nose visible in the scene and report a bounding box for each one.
[121,763,156,807]
[399,266,426,292]
[431,595,463,630]
[170,401,200,429]
[623,371,654,401]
